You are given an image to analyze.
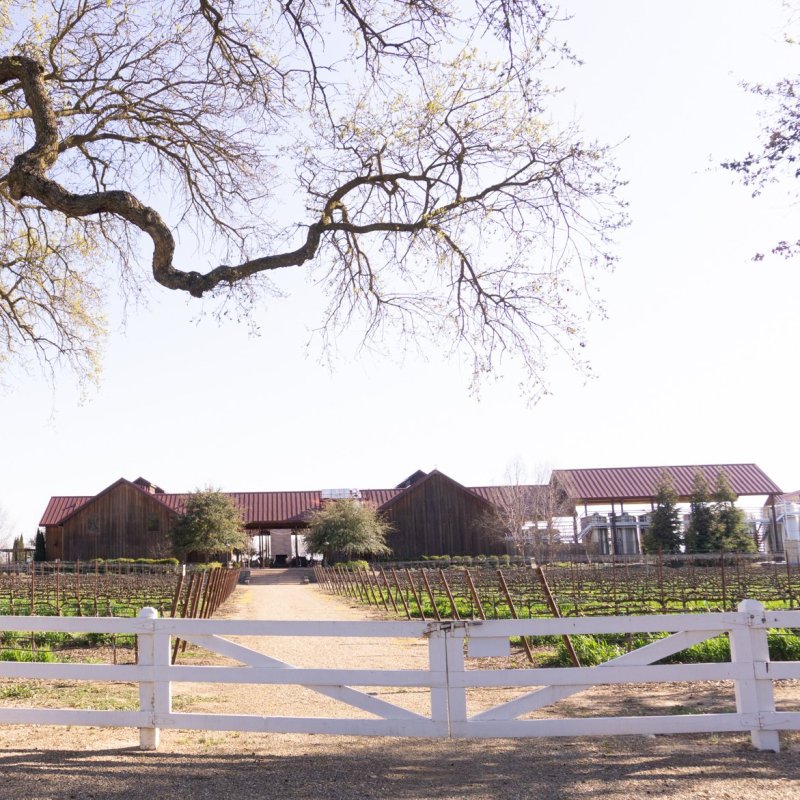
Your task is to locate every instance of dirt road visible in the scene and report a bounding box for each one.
[0,575,798,800]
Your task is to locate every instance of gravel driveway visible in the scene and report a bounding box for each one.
[0,573,798,800]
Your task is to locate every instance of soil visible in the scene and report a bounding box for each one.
[0,570,798,799]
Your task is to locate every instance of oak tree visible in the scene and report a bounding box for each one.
[304,498,392,563]
[723,10,800,258]
[171,488,248,562]
[0,1,625,397]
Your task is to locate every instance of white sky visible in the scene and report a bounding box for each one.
[1,1,798,539]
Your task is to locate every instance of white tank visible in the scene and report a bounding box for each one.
[782,503,800,541]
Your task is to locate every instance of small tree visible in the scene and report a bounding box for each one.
[12,534,25,562]
[684,470,715,554]
[304,500,392,564]
[642,472,682,554]
[480,461,563,562]
[710,471,755,553]
[171,489,249,563]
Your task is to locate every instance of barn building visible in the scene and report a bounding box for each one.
[39,470,530,562]
[39,463,783,562]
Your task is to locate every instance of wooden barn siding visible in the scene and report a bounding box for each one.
[60,485,175,560]
[44,526,63,561]
[383,474,504,558]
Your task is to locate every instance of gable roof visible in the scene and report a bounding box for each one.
[377,469,495,514]
[44,478,181,527]
[552,464,782,504]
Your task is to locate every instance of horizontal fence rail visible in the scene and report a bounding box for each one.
[0,600,796,751]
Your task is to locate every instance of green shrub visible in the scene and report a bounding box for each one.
[338,560,370,569]
[767,630,800,661]
[662,635,731,664]
[1,648,54,662]
[545,635,624,667]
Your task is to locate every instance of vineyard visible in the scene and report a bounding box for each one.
[315,557,800,665]
[315,556,800,620]
[0,561,239,663]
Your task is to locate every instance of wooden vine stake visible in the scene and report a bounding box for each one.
[438,569,461,620]
[496,569,535,664]
[404,568,427,621]
[532,563,581,668]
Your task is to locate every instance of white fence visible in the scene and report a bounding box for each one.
[0,599,797,752]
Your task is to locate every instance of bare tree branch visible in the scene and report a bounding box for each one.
[0,0,626,397]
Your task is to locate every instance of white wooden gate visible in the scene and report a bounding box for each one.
[0,599,797,751]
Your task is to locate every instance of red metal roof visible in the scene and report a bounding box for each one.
[41,464,783,529]
[470,485,542,506]
[552,464,782,503]
[39,496,93,526]
[40,487,407,528]
[470,485,575,516]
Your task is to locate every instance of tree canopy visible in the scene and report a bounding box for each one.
[0,0,625,397]
[304,499,392,563]
[170,488,248,561]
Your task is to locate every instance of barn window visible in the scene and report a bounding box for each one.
[87,515,99,533]
[147,514,160,532]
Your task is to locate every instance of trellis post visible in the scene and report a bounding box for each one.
[730,599,780,752]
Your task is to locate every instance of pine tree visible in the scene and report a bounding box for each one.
[643,472,682,554]
[33,530,46,562]
[684,470,714,553]
[710,471,755,553]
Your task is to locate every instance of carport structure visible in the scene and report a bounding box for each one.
[550,464,783,555]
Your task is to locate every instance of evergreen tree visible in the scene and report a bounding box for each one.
[33,530,46,562]
[642,472,682,554]
[684,471,714,553]
[710,471,756,553]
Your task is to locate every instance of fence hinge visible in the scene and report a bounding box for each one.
[423,620,481,636]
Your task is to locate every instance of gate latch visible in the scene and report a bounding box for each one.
[423,620,481,636]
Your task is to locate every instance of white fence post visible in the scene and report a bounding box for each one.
[444,625,467,736]
[427,627,450,732]
[137,607,170,751]
[731,599,780,752]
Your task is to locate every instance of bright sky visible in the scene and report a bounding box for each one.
[1,1,797,540]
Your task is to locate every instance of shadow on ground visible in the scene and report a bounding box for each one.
[0,734,798,800]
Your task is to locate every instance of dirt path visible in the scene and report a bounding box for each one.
[0,579,798,799]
